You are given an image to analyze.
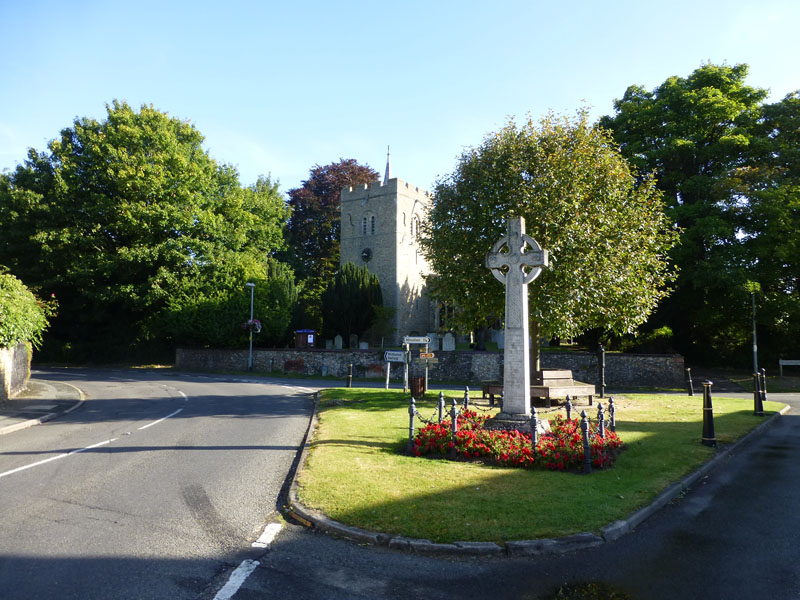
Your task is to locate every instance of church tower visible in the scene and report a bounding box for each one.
[340,149,434,345]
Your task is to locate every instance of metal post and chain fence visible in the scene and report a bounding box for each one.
[408,387,619,469]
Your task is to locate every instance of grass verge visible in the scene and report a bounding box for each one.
[296,388,786,543]
[730,374,800,393]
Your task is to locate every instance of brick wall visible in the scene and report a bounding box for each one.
[175,347,684,389]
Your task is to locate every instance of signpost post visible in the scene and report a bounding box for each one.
[383,350,406,390]
[403,343,409,392]
[424,343,429,391]
[402,336,431,394]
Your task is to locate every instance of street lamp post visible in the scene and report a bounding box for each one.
[751,292,758,374]
[246,282,255,372]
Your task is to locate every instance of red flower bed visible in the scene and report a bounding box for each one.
[411,411,624,471]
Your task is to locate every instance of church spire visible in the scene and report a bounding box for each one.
[383,145,391,185]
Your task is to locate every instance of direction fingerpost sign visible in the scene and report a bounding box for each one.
[403,336,430,344]
[384,350,406,363]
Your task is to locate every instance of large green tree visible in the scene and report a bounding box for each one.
[599,63,768,361]
[282,160,378,332]
[732,92,800,363]
[320,262,383,345]
[420,111,678,369]
[0,101,289,361]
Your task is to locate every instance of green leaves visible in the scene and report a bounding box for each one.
[0,268,55,349]
[420,110,677,342]
[0,101,290,360]
[602,63,798,364]
[151,258,298,348]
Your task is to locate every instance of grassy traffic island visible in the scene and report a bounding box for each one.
[295,388,786,544]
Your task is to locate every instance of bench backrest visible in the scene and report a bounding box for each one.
[779,359,800,376]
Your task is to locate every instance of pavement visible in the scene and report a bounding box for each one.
[0,378,85,436]
[6,371,795,560]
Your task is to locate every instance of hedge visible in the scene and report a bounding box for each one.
[0,268,52,349]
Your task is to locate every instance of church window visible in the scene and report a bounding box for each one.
[362,212,376,236]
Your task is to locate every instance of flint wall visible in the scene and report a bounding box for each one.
[175,348,685,389]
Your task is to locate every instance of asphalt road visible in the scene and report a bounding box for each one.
[0,368,314,600]
[3,370,799,599]
[229,390,800,600]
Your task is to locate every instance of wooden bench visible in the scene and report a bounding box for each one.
[480,370,596,407]
[779,359,800,377]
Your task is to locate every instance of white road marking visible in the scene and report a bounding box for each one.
[283,386,315,393]
[0,438,117,480]
[137,408,183,430]
[251,522,282,548]
[0,397,187,481]
[213,559,260,600]
[213,523,282,598]
[280,384,315,392]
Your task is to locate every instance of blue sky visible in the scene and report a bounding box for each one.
[1,0,798,195]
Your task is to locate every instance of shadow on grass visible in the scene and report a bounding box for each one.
[309,438,401,453]
[303,390,789,542]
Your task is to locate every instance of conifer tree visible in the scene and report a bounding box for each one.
[320,262,383,345]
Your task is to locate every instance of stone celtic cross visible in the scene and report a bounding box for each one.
[485,216,549,429]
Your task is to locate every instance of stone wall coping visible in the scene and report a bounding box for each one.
[178,346,682,359]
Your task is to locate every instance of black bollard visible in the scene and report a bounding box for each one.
[408,397,416,452]
[608,397,616,432]
[438,391,445,423]
[686,368,694,396]
[702,380,717,447]
[346,363,353,388]
[531,406,538,445]
[597,344,606,398]
[463,386,470,410]
[581,410,592,474]
[565,395,573,421]
[449,398,459,458]
[753,372,764,416]
[597,403,605,439]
